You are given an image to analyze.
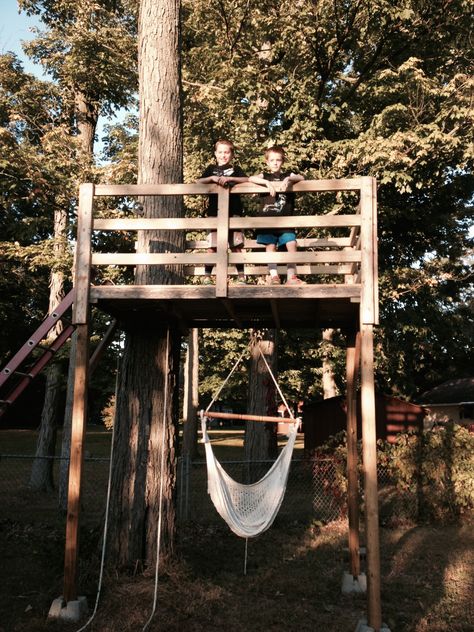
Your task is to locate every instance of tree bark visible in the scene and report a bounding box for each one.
[182,328,199,459]
[108,0,183,566]
[74,91,98,159]
[245,330,279,471]
[58,87,98,507]
[322,328,338,399]
[29,208,67,491]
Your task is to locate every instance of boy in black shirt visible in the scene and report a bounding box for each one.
[197,139,248,284]
[249,145,306,285]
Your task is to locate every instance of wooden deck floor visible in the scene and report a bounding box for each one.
[90,284,361,330]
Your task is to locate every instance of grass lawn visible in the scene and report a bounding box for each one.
[1,428,473,631]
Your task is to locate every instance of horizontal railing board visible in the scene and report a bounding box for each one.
[185,237,354,249]
[91,251,361,265]
[230,251,360,263]
[92,215,361,230]
[184,264,355,275]
[93,178,366,197]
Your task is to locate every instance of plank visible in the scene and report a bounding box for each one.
[73,183,94,324]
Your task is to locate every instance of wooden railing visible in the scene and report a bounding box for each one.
[73,178,378,326]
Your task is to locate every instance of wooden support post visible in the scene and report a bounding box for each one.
[63,323,90,602]
[215,187,230,297]
[360,323,382,630]
[346,330,361,578]
[360,177,378,326]
[63,183,94,603]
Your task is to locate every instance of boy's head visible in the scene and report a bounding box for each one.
[214,139,235,166]
[264,145,285,173]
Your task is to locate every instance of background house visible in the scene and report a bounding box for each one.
[303,392,425,456]
[417,377,474,430]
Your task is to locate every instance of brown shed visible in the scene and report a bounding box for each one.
[303,392,425,456]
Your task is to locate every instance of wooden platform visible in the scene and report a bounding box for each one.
[90,284,361,330]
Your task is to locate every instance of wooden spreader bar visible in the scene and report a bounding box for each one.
[203,410,295,424]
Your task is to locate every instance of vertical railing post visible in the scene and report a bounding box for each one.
[360,177,378,325]
[63,183,94,603]
[359,176,382,630]
[346,330,361,579]
[215,187,230,297]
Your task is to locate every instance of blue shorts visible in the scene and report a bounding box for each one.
[256,231,296,248]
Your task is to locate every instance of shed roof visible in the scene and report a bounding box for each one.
[418,378,474,405]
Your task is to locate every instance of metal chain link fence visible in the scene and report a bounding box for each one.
[0,453,396,527]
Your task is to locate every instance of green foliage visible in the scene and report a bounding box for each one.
[382,423,474,521]
[2,0,473,407]
[316,424,474,524]
[18,0,137,118]
[182,0,473,398]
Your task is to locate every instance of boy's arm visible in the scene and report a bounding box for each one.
[196,175,248,185]
[282,172,304,190]
[219,175,248,185]
[196,175,219,184]
[249,174,276,197]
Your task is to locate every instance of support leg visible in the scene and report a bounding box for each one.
[63,323,90,603]
[360,323,382,630]
[343,331,365,594]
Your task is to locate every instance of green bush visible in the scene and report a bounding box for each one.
[382,423,474,522]
[317,423,474,524]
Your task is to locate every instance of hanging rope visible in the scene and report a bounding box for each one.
[205,345,248,415]
[75,353,122,632]
[256,344,294,419]
[75,329,172,632]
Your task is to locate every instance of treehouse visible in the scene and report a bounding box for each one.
[64,177,384,630]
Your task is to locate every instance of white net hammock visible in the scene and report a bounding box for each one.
[201,414,298,538]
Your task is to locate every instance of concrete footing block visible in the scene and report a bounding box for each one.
[48,596,88,622]
[355,617,391,632]
[341,572,367,594]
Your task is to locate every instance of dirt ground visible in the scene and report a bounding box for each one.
[1,514,473,632]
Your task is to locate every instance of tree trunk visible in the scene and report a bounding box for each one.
[322,328,338,399]
[58,330,77,510]
[245,330,279,472]
[108,0,183,566]
[74,91,98,158]
[182,328,199,459]
[29,208,67,491]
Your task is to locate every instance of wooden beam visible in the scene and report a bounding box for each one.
[93,178,365,197]
[91,251,361,266]
[94,217,218,230]
[186,237,353,249]
[215,187,230,297]
[91,253,218,265]
[63,323,90,603]
[229,251,360,264]
[73,184,94,324]
[94,183,222,196]
[360,177,377,325]
[229,215,361,229]
[220,299,243,328]
[346,331,361,578]
[88,320,117,375]
[360,323,382,630]
[184,264,355,276]
[89,284,362,301]
[204,411,292,423]
[92,215,361,230]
